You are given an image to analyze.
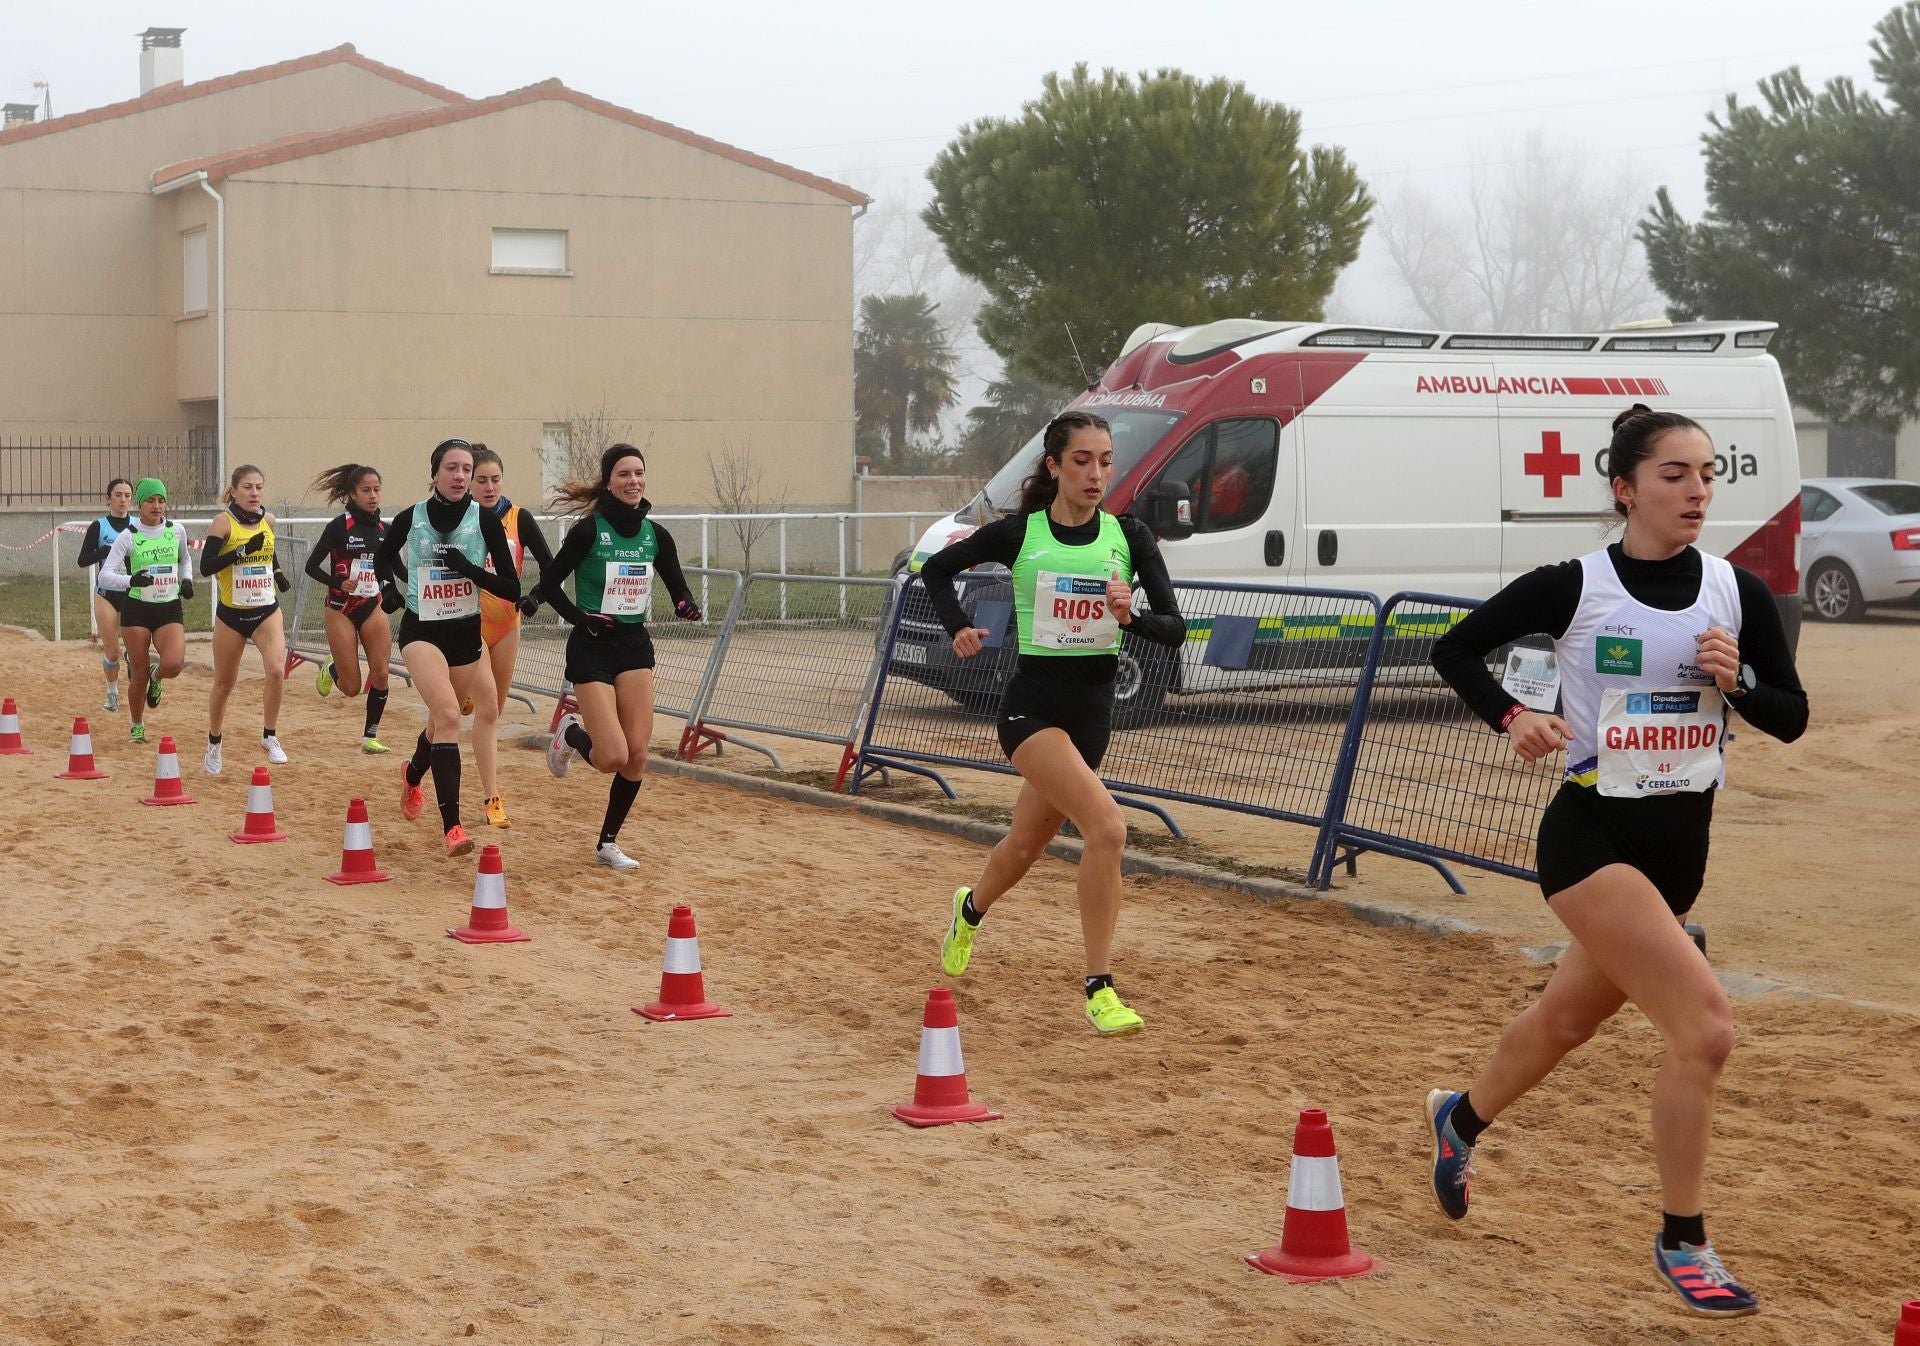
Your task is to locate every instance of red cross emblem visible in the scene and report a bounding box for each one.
[1524,430,1581,498]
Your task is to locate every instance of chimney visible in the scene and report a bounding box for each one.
[2,102,37,126]
[139,27,186,95]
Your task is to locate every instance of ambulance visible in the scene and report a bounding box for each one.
[890,317,1803,717]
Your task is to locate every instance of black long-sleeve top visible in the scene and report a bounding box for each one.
[1432,543,1808,744]
[373,493,521,604]
[536,498,695,626]
[490,498,554,579]
[303,505,387,592]
[920,509,1185,685]
[76,516,132,568]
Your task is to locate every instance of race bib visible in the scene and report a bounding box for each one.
[231,561,275,608]
[603,561,652,618]
[348,555,380,598]
[143,564,180,603]
[420,567,479,621]
[1596,686,1725,798]
[1029,569,1118,652]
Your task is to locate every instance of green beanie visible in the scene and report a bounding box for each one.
[134,478,167,505]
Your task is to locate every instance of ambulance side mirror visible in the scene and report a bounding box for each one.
[1138,481,1195,541]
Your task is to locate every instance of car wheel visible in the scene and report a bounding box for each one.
[1806,559,1864,622]
[1113,636,1176,728]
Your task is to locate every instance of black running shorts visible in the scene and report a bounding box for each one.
[398,611,483,667]
[565,622,656,685]
[1535,781,1715,916]
[121,598,184,632]
[996,667,1113,770]
[216,603,278,638]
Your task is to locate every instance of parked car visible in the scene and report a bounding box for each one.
[1799,477,1920,620]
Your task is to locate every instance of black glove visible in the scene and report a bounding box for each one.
[180,578,196,600]
[580,612,615,638]
[127,570,152,590]
[274,570,290,593]
[516,592,543,618]
[674,599,702,622]
[242,531,268,555]
[380,581,406,614]
[438,550,486,582]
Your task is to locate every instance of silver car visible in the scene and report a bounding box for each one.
[1799,478,1920,620]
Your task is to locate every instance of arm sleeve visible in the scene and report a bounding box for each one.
[76,522,106,568]
[1117,516,1185,648]
[919,516,1024,637]
[517,512,554,576]
[175,523,194,585]
[304,518,344,588]
[199,523,239,575]
[1431,561,1582,731]
[1729,568,1808,743]
[96,529,135,591]
[473,510,521,601]
[652,524,695,608]
[537,518,596,627]
[374,507,413,587]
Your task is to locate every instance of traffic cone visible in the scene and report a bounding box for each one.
[140,735,197,806]
[229,765,289,843]
[633,905,731,1022]
[54,716,107,779]
[0,698,31,754]
[446,844,529,943]
[1245,1109,1377,1281]
[890,987,1002,1127]
[324,797,390,885]
[1897,1301,1920,1346]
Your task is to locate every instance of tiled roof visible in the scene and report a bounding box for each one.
[0,44,463,147]
[150,78,870,206]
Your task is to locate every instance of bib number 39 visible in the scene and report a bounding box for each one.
[1029,569,1118,651]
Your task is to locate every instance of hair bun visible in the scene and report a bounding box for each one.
[1611,402,1656,434]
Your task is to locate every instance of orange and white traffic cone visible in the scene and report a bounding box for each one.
[229,765,289,843]
[633,905,731,1021]
[446,844,529,943]
[54,716,107,779]
[1245,1108,1377,1282]
[890,987,1002,1127]
[140,735,197,806]
[325,797,389,885]
[0,698,31,754]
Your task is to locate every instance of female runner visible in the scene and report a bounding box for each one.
[199,464,292,771]
[305,463,395,754]
[469,445,552,827]
[75,478,134,711]
[95,478,195,743]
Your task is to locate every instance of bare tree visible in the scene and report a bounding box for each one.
[1376,134,1663,332]
[560,402,641,483]
[705,435,789,575]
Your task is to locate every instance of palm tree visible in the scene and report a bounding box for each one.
[854,293,960,470]
[958,372,1075,479]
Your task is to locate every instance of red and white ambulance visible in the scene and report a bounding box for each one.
[895,318,1802,713]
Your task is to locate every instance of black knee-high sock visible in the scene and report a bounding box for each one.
[599,774,642,845]
[430,743,462,831]
[565,722,595,760]
[364,687,389,738]
[406,730,432,785]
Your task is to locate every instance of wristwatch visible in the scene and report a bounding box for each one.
[1728,663,1756,698]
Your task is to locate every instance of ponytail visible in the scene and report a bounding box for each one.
[311,463,381,509]
[548,442,646,517]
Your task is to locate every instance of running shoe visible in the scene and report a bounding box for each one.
[360,736,390,755]
[547,713,581,777]
[145,665,162,709]
[444,824,474,859]
[103,686,120,713]
[399,763,425,822]
[262,734,288,765]
[1084,986,1144,1035]
[203,740,223,775]
[1653,1237,1760,1317]
[128,722,146,745]
[484,795,511,829]
[315,658,336,697]
[940,886,978,977]
[1425,1089,1476,1221]
[595,842,641,871]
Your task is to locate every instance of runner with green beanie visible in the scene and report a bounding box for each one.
[96,477,196,742]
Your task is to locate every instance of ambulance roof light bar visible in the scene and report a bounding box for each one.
[1443,334,1596,351]
[1604,333,1723,352]
[1302,328,1436,349]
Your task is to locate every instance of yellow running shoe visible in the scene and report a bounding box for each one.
[315,658,336,697]
[360,736,390,754]
[484,794,511,829]
[940,886,978,977]
[1084,986,1144,1036]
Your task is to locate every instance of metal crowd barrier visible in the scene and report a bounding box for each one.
[1309,591,1563,894]
[675,572,898,776]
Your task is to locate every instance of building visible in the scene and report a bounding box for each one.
[1793,410,1920,483]
[0,34,866,517]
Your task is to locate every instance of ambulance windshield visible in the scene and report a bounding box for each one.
[972,409,1187,518]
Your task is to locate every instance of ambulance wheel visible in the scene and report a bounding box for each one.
[1806,559,1863,622]
[1113,638,1175,728]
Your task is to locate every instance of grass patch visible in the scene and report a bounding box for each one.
[0,574,99,640]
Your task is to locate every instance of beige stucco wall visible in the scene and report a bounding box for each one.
[0,62,451,446]
[218,97,857,511]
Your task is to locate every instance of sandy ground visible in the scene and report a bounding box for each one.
[0,617,1916,1345]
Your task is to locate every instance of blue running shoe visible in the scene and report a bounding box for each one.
[1653,1237,1760,1317]
[1425,1088,1475,1220]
